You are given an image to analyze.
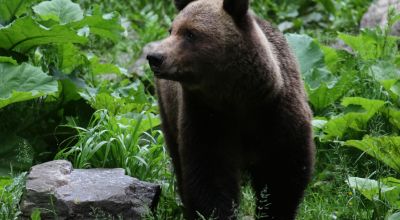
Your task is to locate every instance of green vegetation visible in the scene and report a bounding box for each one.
[0,0,399,219]
[294,7,400,219]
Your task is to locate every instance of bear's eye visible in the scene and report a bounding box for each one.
[168,28,172,35]
[184,30,195,41]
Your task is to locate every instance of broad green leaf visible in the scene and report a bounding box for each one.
[0,56,17,65]
[52,65,87,102]
[369,61,400,81]
[304,67,335,89]
[390,80,400,99]
[387,108,400,129]
[312,118,328,139]
[317,0,336,14]
[347,177,384,201]
[118,112,161,136]
[57,43,85,74]
[85,81,152,115]
[307,71,353,112]
[345,136,400,172]
[340,97,385,111]
[90,56,122,76]
[339,32,378,60]
[33,0,84,25]
[0,0,30,25]
[369,61,400,101]
[323,97,385,140]
[285,34,348,113]
[321,45,339,72]
[388,212,400,220]
[285,33,324,75]
[0,16,87,53]
[68,6,122,42]
[312,118,328,130]
[114,81,148,104]
[89,93,145,115]
[382,177,400,188]
[381,79,400,101]
[347,176,400,209]
[0,62,58,108]
[60,78,83,102]
[90,93,133,115]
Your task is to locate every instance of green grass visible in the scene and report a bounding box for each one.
[298,142,375,219]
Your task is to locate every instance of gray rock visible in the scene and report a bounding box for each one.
[21,160,161,219]
[330,39,353,53]
[361,0,400,35]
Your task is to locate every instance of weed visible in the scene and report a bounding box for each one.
[0,173,26,220]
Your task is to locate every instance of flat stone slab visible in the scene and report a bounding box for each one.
[361,0,400,35]
[21,160,161,219]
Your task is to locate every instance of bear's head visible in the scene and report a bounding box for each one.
[147,0,252,88]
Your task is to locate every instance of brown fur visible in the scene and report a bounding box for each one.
[147,0,315,219]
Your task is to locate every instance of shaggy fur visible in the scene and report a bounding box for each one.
[147,0,315,219]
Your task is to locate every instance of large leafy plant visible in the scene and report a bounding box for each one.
[287,8,400,218]
[252,0,372,32]
[0,0,123,173]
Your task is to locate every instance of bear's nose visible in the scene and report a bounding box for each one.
[147,53,164,68]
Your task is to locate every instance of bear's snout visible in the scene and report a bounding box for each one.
[147,53,165,72]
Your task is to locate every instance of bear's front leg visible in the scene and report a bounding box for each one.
[179,144,241,220]
[177,97,241,220]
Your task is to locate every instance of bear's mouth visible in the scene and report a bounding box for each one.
[150,68,173,80]
[148,64,174,79]
[153,71,177,80]
[152,69,197,84]
[149,66,166,78]
[154,71,169,79]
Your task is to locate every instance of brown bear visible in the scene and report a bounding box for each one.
[146,0,315,219]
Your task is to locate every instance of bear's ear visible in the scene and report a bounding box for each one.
[223,0,249,19]
[174,0,195,10]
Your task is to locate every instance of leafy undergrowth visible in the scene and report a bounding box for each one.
[0,0,399,219]
[294,8,400,219]
[0,173,26,219]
